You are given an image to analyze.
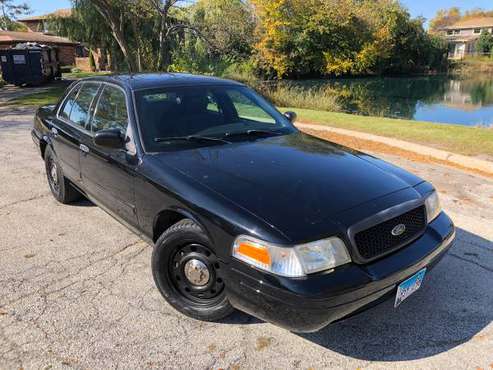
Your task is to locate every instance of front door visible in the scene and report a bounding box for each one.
[80,84,139,228]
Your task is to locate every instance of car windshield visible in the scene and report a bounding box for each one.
[134,85,296,151]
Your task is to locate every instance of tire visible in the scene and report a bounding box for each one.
[152,219,235,321]
[44,146,81,204]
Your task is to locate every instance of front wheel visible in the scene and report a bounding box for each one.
[152,219,234,321]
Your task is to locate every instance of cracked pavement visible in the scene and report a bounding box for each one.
[0,105,492,369]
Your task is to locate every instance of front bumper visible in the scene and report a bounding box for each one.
[225,212,455,332]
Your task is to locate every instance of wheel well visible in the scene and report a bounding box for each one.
[153,210,187,242]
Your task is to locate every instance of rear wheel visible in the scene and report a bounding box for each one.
[152,219,234,321]
[44,146,81,204]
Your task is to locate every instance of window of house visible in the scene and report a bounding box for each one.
[453,29,461,35]
[474,28,481,34]
[447,30,453,35]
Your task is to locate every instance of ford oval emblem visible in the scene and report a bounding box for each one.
[391,223,406,236]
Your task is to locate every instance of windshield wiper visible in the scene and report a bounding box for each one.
[154,135,231,144]
[223,129,283,138]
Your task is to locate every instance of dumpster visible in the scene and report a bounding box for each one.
[0,42,61,86]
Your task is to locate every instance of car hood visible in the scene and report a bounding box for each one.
[154,132,423,242]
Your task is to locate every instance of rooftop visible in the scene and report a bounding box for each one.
[84,73,244,90]
[19,8,72,22]
[444,17,493,30]
[0,31,77,45]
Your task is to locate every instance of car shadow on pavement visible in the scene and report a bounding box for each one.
[219,310,263,325]
[69,198,95,207]
[298,227,492,361]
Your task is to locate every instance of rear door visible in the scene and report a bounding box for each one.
[80,83,139,228]
[50,82,101,185]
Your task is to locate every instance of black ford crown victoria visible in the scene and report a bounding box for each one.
[32,73,455,332]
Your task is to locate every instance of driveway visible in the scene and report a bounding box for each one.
[0,106,492,369]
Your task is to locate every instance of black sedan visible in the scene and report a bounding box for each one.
[32,73,455,332]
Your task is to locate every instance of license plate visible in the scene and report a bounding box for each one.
[394,268,426,307]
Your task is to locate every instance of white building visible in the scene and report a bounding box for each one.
[442,17,493,59]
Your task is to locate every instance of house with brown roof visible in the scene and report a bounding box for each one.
[0,30,79,66]
[18,9,72,34]
[442,17,493,59]
[1,9,107,70]
[0,8,108,71]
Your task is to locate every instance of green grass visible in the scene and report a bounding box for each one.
[282,107,493,157]
[63,71,111,79]
[7,71,110,107]
[8,86,67,107]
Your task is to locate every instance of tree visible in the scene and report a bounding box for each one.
[86,0,141,72]
[429,7,461,33]
[191,0,255,59]
[0,0,30,31]
[170,0,255,73]
[50,1,125,70]
[145,0,205,70]
[477,30,493,55]
[89,49,96,71]
[252,0,446,78]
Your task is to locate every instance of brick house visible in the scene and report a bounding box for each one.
[14,8,106,71]
[442,17,493,59]
[18,9,72,34]
[0,31,79,66]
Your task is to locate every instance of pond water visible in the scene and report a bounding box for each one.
[298,76,493,127]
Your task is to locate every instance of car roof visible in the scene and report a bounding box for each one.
[82,72,245,91]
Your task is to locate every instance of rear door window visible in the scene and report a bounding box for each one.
[69,82,101,129]
[59,84,81,121]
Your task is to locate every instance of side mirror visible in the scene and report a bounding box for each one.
[94,128,125,149]
[284,111,297,123]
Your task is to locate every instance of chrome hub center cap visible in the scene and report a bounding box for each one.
[183,259,210,286]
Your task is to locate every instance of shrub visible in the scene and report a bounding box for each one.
[259,83,341,112]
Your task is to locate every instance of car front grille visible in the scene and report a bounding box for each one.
[354,205,427,261]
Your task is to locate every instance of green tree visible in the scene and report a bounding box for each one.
[252,0,446,78]
[88,49,96,71]
[171,0,256,74]
[429,7,461,33]
[0,0,30,30]
[477,30,493,55]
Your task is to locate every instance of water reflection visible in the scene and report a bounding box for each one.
[294,76,493,126]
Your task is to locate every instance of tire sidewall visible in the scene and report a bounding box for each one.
[152,221,233,321]
[44,146,65,202]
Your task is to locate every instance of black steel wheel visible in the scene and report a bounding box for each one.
[170,243,225,304]
[152,219,234,321]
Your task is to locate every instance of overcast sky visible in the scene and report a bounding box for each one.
[23,0,493,23]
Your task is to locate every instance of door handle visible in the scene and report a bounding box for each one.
[51,127,58,137]
[79,144,89,153]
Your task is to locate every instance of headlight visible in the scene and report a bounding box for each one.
[232,236,351,277]
[424,190,441,223]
